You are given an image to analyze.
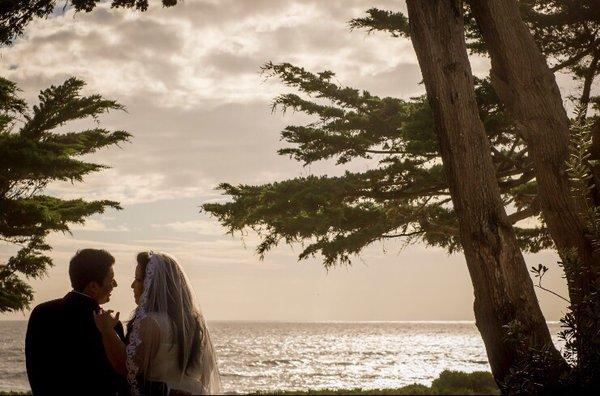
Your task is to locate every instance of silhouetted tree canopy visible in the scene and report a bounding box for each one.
[204,1,598,268]
[203,62,551,266]
[352,2,600,108]
[0,0,179,45]
[203,2,600,388]
[0,77,130,312]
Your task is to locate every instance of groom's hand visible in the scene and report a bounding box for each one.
[93,309,120,334]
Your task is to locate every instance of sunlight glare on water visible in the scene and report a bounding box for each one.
[0,321,563,393]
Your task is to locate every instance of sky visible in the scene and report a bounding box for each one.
[0,0,587,322]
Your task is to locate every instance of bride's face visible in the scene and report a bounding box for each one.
[131,263,145,305]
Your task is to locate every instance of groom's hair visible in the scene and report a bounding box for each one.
[69,249,115,292]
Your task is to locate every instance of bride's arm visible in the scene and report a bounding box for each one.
[94,310,127,377]
[95,311,162,378]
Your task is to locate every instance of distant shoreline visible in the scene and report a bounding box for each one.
[0,319,562,324]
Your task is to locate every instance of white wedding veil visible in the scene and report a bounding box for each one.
[126,252,221,395]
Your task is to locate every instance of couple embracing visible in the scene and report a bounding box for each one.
[25,249,222,396]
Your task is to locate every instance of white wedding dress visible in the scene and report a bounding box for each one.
[144,312,219,395]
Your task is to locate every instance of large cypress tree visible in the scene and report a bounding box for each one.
[203,0,598,390]
[204,0,599,270]
[0,77,130,312]
[406,0,563,386]
[466,0,600,387]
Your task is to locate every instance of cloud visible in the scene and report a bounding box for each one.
[1,0,413,108]
[70,218,129,232]
[46,170,218,205]
[154,218,228,235]
[0,0,583,322]
[0,0,427,210]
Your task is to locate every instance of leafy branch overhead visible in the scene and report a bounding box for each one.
[0,0,179,46]
[352,3,599,107]
[203,62,552,267]
[0,77,130,312]
[204,2,599,269]
[348,8,410,38]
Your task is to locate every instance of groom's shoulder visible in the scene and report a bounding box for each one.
[30,296,67,317]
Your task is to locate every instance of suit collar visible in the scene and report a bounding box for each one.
[64,290,100,311]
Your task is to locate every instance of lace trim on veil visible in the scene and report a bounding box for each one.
[126,254,158,396]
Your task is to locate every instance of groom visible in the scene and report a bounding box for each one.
[25,249,128,396]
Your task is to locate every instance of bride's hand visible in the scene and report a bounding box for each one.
[94,309,120,334]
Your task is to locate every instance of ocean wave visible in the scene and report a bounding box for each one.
[251,358,298,366]
[221,372,268,379]
[351,351,389,357]
[0,370,27,380]
[466,359,489,364]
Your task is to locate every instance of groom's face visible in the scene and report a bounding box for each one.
[94,266,117,305]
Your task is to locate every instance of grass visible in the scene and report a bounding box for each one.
[1,370,499,395]
[0,392,31,395]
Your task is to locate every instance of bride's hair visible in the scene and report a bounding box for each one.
[130,251,203,373]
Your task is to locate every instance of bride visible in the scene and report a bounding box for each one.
[94,252,221,395]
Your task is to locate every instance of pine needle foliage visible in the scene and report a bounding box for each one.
[0,77,130,312]
[464,0,599,110]
[348,8,409,38]
[203,63,549,267]
[559,106,600,384]
[566,105,600,248]
[498,0,598,75]
[350,2,599,111]
[205,2,597,268]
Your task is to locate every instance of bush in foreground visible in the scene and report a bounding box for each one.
[254,370,499,395]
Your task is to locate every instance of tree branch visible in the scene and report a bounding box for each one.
[382,230,424,238]
[550,43,598,72]
[365,149,408,155]
[534,285,570,304]
[579,50,600,118]
[507,205,540,224]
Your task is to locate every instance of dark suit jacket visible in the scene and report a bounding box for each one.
[25,292,129,396]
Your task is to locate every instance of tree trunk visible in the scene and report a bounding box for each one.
[406,0,564,386]
[468,0,600,373]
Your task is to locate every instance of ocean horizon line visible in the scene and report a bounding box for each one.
[0,319,562,324]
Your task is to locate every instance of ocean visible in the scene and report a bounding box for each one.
[0,321,564,393]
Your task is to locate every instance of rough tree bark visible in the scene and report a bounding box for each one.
[468,0,600,371]
[406,0,563,385]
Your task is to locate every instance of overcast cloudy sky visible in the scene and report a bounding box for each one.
[1,0,581,322]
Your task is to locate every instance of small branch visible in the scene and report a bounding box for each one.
[507,203,540,225]
[368,185,450,200]
[382,230,424,238]
[365,149,406,155]
[419,219,459,237]
[0,236,29,247]
[550,44,597,72]
[507,207,536,224]
[498,170,535,190]
[364,149,438,160]
[578,50,599,118]
[534,284,570,304]
[0,265,18,281]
